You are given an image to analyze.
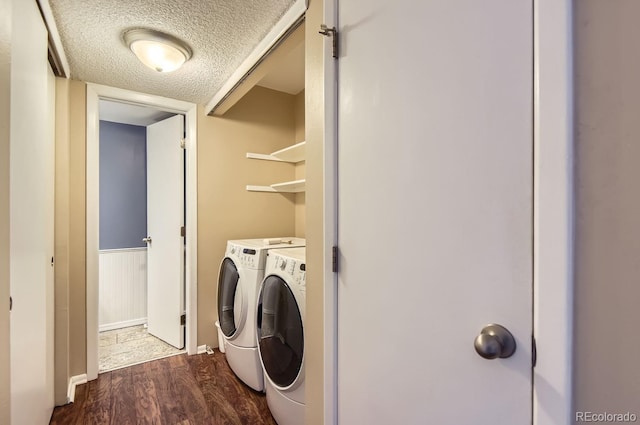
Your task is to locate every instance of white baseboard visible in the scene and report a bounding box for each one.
[67,374,88,404]
[197,344,216,355]
[99,317,147,332]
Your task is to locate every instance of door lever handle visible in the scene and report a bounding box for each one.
[142,236,152,244]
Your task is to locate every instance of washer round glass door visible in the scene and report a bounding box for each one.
[257,275,304,388]
[218,258,243,338]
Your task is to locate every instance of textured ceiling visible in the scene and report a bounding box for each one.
[48,0,296,105]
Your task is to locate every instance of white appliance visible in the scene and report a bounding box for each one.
[218,238,305,391]
[257,247,306,425]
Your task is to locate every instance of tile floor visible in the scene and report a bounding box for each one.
[99,325,185,373]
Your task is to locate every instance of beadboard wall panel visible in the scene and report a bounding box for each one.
[99,248,147,331]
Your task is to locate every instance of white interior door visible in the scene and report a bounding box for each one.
[337,1,533,423]
[146,115,185,349]
[9,0,55,423]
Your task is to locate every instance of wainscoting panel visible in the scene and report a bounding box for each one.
[99,248,147,331]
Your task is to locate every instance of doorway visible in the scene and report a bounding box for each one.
[86,84,198,381]
[97,101,185,372]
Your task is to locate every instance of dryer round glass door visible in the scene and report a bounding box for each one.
[218,258,243,338]
[257,275,303,388]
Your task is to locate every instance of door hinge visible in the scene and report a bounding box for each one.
[180,226,185,237]
[180,314,186,326]
[180,138,186,149]
[532,335,537,368]
[319,24,339,59]
[332,246,339,273]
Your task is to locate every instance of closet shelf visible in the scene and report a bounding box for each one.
[246,141,306,163]
[247,179,306,193]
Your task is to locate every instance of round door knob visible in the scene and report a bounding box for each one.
[142,236,152,244]
[474,323,516,360]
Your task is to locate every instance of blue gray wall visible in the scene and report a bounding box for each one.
[99,121,147,249]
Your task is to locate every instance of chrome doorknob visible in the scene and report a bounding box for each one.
[474,324,516,360]
[142,236,152,243]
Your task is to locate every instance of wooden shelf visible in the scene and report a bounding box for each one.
[247,179,306,193]
[246,141,306,193]
[246,141,306,163]
[271,141,305,162]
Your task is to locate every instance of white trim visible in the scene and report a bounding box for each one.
[86,86,99,381]
[197,345,208,355]
[533,1,574,425]
[323,0,338,423]
[98,318,147,333]
[98,247,147,254]
[36,0,70,77]
[86,83,198,381]
[184,93,198,360]
[204,0,307,115]
[66,374,87,404]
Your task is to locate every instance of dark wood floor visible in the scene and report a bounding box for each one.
[49,351,277,425]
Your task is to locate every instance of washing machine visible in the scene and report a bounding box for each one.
[218,238,305,392]
[257,247,306,425]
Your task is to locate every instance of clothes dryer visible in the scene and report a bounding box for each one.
[257,247,306,425]
[218,238,305,391]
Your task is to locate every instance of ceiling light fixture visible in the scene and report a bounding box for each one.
[123,29,192,73]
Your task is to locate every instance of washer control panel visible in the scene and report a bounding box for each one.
[228,243,258,268]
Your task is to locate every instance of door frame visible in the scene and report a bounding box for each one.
[320,0,574,424]
[85,83,198,380]
[532,1,574,424]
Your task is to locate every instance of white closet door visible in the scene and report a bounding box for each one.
[9,0,55,423]
[336,0,533,423]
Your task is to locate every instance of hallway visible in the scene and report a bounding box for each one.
[50,352,276,424]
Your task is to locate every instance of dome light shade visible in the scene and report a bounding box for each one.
[124,29,192,73]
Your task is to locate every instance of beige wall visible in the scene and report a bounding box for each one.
[294,90,306,238]
[0,0,11,421]
[574,0,640,417]
[54,78,70,404]
[54,79,87,381]
[305,0,325,422]
[197,85,298,347]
